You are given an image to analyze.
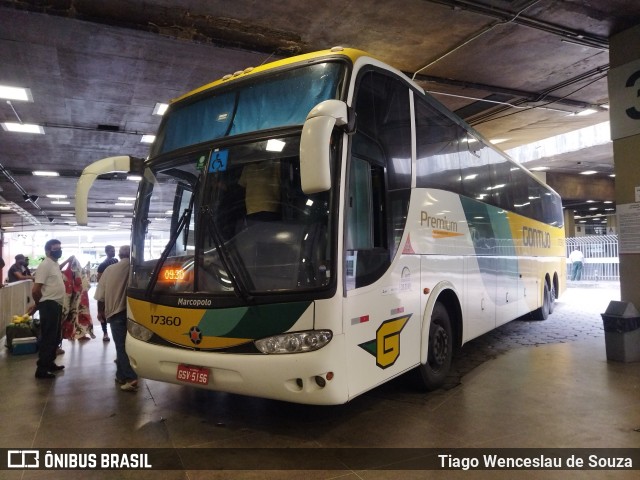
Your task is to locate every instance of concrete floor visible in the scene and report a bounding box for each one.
[1,283,639,479]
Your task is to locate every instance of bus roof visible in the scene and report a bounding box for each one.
[170,47,369,104]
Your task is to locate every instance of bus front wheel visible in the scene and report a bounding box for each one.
[416,302,453,391]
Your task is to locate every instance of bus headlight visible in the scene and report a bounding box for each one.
[254,330,332,354]
[127,318,154,342]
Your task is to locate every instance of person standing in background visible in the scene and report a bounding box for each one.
[94,245,138,392]
[8,254,34,282]
[569,248,584,281]
[96,245,118,341]
[32,239,73,379]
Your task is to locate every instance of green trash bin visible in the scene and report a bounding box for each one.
[601,301,640,363]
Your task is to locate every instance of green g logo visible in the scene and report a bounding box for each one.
[359,315,410,369]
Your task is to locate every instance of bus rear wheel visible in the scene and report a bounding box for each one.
[416,302,452,391]
[548,284,556,314]
[531,282,551,320]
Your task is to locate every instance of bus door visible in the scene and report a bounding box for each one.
[342,154,420,397]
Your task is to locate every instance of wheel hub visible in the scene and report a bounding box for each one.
[430,324,449,367]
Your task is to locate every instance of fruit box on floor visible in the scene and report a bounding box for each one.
[11,336,38,355]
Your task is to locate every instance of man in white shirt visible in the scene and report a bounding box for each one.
[32,239,69,379]
[569,248,584,281]
[94,245,138,392]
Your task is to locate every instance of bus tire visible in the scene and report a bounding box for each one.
[532,282,550,320]
[416,302,453,391]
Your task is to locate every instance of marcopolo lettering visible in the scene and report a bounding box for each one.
[522,226,551,248]
[177,298,212,307]
[420,211,458,232]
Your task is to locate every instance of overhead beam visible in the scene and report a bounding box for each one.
[424,0,609,50]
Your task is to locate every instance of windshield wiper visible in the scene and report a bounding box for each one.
[201,205,254,303]
[145,179,199,299]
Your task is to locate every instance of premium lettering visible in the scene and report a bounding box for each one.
[420,211,458,232]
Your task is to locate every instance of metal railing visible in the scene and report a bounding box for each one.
[566,235,619,281]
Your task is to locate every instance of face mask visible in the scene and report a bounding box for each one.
[51,249,63,260]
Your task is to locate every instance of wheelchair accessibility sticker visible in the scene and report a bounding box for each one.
[209,149,228,172]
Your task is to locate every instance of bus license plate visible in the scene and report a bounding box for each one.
[176,364,210,385]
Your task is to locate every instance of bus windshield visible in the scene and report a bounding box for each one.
[151,61,346,156]
[130,134,335,299]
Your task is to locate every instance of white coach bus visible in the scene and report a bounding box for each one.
[76,47,565,405]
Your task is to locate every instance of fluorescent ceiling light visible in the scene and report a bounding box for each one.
[112,214,125,218]
[153,103,168,115]
[530,166,549,171]
[2,122,44,134]
[586,200,595,203]
[266,139,286,152]
[32,170,59,176]
[46,194,67,199]
[118,197,136,201]
[609,173,615,177]
[51,200,70,205]
[580,170,597,175]
[127,175,142,181]
[61,213,74,217]
[0,85,33,101]
[141,134,155,143]
[114,202,132,206]
[604,201,613,204]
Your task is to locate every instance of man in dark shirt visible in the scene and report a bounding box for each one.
[8,254,34,282]
[96,245,118,341]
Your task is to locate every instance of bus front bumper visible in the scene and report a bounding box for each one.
[125,334,349,405]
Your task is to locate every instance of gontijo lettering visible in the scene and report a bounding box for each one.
[522,226,551,248]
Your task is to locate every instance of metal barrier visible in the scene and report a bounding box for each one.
[566,235,619,281]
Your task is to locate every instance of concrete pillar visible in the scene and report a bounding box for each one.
[608,24,640,308]
[563,209,575,238]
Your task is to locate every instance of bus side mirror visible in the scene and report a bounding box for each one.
[300,100,354,195]
[75,155,140,226]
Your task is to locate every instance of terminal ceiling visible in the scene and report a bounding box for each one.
[1,0,639,231]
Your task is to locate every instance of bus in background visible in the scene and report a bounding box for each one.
[75,47,565,405]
